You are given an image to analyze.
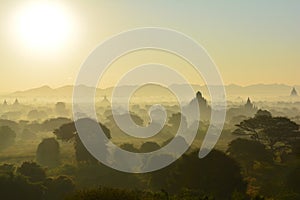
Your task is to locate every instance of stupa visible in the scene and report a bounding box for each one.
[3,100,8,106]
[290,87,298,96]
[100,96,110,107]
[245,97,255,110]
[13,99,20,106]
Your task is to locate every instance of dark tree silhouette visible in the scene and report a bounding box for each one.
[139,141,160,153]
[27,109,48,121]
[291,139,300,157]
[0,173,44,200]
[36,138,60,167]
[149,150,247,199]
[234,109,300,159]
[17,162,46,182]
[54,118,111,163]
[0,119,18,130]
[0,126,16,150]
[74,134,98,163]
[174,150,247,199]
[0,163,75,200]
[168,112,188,132]
[55,102,68,116]
[0,163,15,176]
[21,128,36,140]
[161,136,188,150]
[44,175,75,200]
[66,187,140,200]
[146,154,177,190]
[120,143,140,153]
[227,138,273,174]
[41,117,72,132]
[54,122,76,141]
[286,165,300,197]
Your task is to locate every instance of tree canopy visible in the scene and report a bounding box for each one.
[234,110,300,154]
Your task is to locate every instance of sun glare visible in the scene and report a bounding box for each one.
[14,2,74,52]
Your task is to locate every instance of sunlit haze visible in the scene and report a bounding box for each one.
[0,0,299,93]
[13,2,74,52]
[0,2,300,199]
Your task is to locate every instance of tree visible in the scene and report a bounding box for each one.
[140,142,160,153]
[234,109,300,159]
[41,117,72,132]
[161,136,188,149]
[290,139,300,157]
[174,150,247,199]
[286,165,300,197]
[0,163,15,176]
[55,102,68,116]
[27,110,48,121]
[149,150,247,199]
[168,112,188,132]
[54,122,76,141]
[66,187,140,200]
[120,143,139,153]
[233,110,272,141]
[0,173,45,200]
[54,118,111,163]
[74,134,98,163]
[0,126,16,150]
[21,128,36,140]
[227,138,273,174]
[54,118,111,141]
[17,162,46,182]
[36,138,60,167]
[44,175,75,200]
[146,154,177,190]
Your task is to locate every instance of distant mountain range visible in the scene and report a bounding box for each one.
[3,84,300,101]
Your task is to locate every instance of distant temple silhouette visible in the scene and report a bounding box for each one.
[245,97,256,110]
[99,96,110,107]
[183,91,211,123]
[3,99,8,106]
[194,91,208,108]
[290,87,298,96]
[227,97,257,120]
[13,99,20,106]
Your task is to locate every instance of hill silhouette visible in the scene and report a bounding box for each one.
[4,84,300,101]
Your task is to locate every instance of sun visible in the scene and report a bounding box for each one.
[14,2,74,52]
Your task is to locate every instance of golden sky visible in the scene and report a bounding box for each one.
[0,0,299,93]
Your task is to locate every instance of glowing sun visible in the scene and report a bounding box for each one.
[14,2,74,52]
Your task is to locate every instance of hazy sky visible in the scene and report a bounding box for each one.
[0,0,299,93]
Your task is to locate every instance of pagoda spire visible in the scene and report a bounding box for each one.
[245,97,254,110]
[3,99,8,106]
[13,98,20,106]
[247,97,251,104]
[290,87,298,96]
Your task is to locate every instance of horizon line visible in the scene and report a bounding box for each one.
[0,82,299,96]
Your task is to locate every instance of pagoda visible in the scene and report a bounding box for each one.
[13,99,20,106]
[184,91,211,121]
[290,87,298,96]
[3,100,8,106]
[245,97,255,110]
[196,91,208,107]
[100,96,110,107]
